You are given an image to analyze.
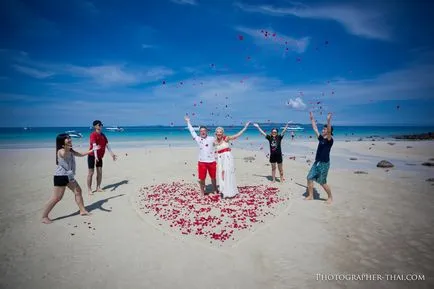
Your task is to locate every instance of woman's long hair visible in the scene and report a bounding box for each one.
[55,133,70,165]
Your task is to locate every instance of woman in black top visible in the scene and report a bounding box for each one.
[253,122,289,182]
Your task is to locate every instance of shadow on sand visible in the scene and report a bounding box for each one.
[52,194,125,221]
[295,182,327,201]
[102,180,129,191]
[252,174,281,182]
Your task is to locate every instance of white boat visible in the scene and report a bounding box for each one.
[105,126,124,132]
[65,130,83,138]
[281,125,304,131]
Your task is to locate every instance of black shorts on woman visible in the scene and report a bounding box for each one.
[266,134,284,164]
[269,153,283,164]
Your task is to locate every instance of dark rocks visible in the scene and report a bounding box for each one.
[422,162,434,167]
[387,142,396,146]
[349,157,358,161]
[377,160,394,168]
[406,146,413,148]
[243,156,255,162]
[394,132,434,140]
[354,171,368,174]
[426,178,434,182]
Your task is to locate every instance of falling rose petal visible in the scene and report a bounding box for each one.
[162,80,166,85]
[238,35,244,40]
[396,105,400,110]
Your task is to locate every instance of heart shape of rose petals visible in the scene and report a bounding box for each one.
[136,182,289,247]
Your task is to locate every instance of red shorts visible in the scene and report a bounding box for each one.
[198,161,216,180]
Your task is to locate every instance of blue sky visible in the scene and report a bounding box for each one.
[1,0,434,127]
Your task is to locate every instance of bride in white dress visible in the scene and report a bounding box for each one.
[214,122,250,198]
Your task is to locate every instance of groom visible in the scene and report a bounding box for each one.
[184,115,218,196]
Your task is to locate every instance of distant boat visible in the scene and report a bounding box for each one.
[281,125,304,131]
[105,126,124,132]
[23,127,29,131]
[65,130,83,138]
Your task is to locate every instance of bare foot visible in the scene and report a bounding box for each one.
[42,217,52,224]
[96,188,104,193]
[200,190,205,197]
[304,196,313,200]
[272,179,276,183]
[280,176,285,182]
[88,190,94,196]
[326,198,333,204]
[80,211,91,216]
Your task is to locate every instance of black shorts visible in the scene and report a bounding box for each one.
[88,155,103,169]
[269,153,283,164]
[54,176,69,187]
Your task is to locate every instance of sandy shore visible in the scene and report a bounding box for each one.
[0,140,433,289]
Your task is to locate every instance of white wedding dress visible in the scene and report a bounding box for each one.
[215,139,239,198]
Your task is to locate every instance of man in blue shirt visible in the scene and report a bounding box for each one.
[305,112,334,204]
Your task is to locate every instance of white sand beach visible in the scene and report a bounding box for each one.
[0,140,433,289]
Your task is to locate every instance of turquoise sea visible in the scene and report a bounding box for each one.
[0,125,433,149]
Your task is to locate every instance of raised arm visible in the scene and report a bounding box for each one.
[184,115,198,140]
[253,123,267,137]
[309,112,320,138]
[227,122,250,141]
[281,122,290,136]
[326,113,332,141]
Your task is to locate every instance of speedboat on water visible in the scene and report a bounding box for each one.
[65,130,83,138]
[281,125,304,131]
[184,126,200,131]
[105,126,124,132]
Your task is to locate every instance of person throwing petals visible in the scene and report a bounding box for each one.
[42,134,100,224]
[253,122,289,183]
[87,120,117,196]
[184,115,218,196]
[214,122,250,199]
[305,112,334,204]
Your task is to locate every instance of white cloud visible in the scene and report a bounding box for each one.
[171,0,197,5]
[235,26,310,53]
[65,64,175,86]
[12,64,54,79]
[142,44,155,49]
[10,53,174,86]
[286,97,306,110]
[235,2,391,41]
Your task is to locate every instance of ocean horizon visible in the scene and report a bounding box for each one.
[1,125,433,149]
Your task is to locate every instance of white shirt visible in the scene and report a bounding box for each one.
[187,122,216,163]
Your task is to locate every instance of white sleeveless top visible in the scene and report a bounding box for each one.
[215,138,230,152]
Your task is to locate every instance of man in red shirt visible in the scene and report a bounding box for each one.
[87,120,117,195]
